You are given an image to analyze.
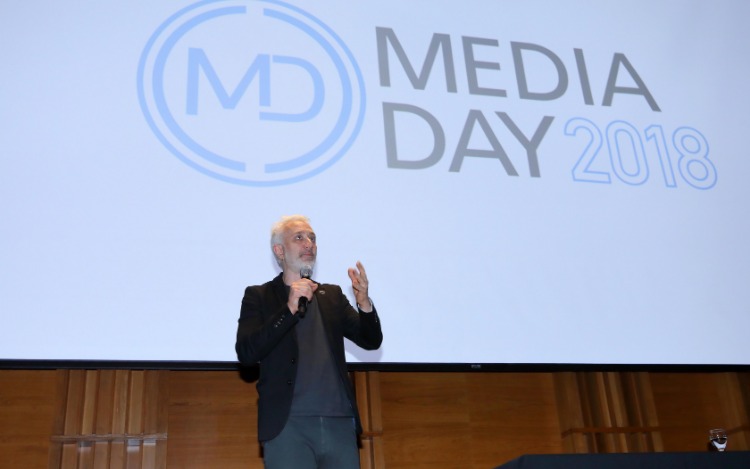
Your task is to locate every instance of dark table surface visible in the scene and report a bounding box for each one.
[495,451,750,469]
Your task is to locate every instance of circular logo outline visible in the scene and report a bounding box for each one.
[137,0,366,186]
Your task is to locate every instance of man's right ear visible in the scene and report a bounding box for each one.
[272,244,284,261]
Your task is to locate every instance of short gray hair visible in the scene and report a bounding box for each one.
[270,215,311,267]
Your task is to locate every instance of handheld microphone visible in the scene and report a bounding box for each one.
[298,265,313,318]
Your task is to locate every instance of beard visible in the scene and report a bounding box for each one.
[286,255,316,275]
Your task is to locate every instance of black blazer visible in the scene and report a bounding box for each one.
[235,273,383,442]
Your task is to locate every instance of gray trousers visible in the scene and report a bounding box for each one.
[263,416,360,469]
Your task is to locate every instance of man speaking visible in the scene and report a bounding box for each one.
[236,215,383,469]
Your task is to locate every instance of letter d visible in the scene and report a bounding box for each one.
[383,103,445,169]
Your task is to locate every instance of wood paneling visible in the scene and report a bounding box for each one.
[554,372,662,453]
[715,372,750,450]
[651,372,723,452]
[467,372,562,467]
[0,369,748,468]
[379,372,471,469]
[651,372,749,453]
[166,370,261,468]
[356,371,385,469]
[48,370,168,469]
[0,370,58,468]
[378,372,562,469]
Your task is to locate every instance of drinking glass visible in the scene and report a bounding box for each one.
[708,428,727,452]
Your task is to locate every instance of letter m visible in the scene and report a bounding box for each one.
[376,27,457,92]
[186,48,271,115]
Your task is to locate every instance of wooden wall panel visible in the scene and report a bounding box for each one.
[650,372,724,452]
[0,370,58,468]
[650,372,749,453]
[553,372,662,453]
[355,371,385,469]
[715,372,750,449]
[1,369,748,467]
[466,372,562,467]
[379,372,472,469]
[378,372,562,469]
[48,370,169,469]
[166,370,261,469]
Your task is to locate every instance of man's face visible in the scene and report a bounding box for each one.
[277,220,317,274]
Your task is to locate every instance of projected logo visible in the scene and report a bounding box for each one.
[137,0,365,186]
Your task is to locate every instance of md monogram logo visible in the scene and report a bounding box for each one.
[137,0,366,186]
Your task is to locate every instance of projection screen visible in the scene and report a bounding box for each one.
[1,0,749,366]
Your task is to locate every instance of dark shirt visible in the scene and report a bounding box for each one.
[289,295,352,417]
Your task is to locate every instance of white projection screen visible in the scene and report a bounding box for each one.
[2,0,749,368]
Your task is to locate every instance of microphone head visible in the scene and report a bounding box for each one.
[300,265,313,279]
